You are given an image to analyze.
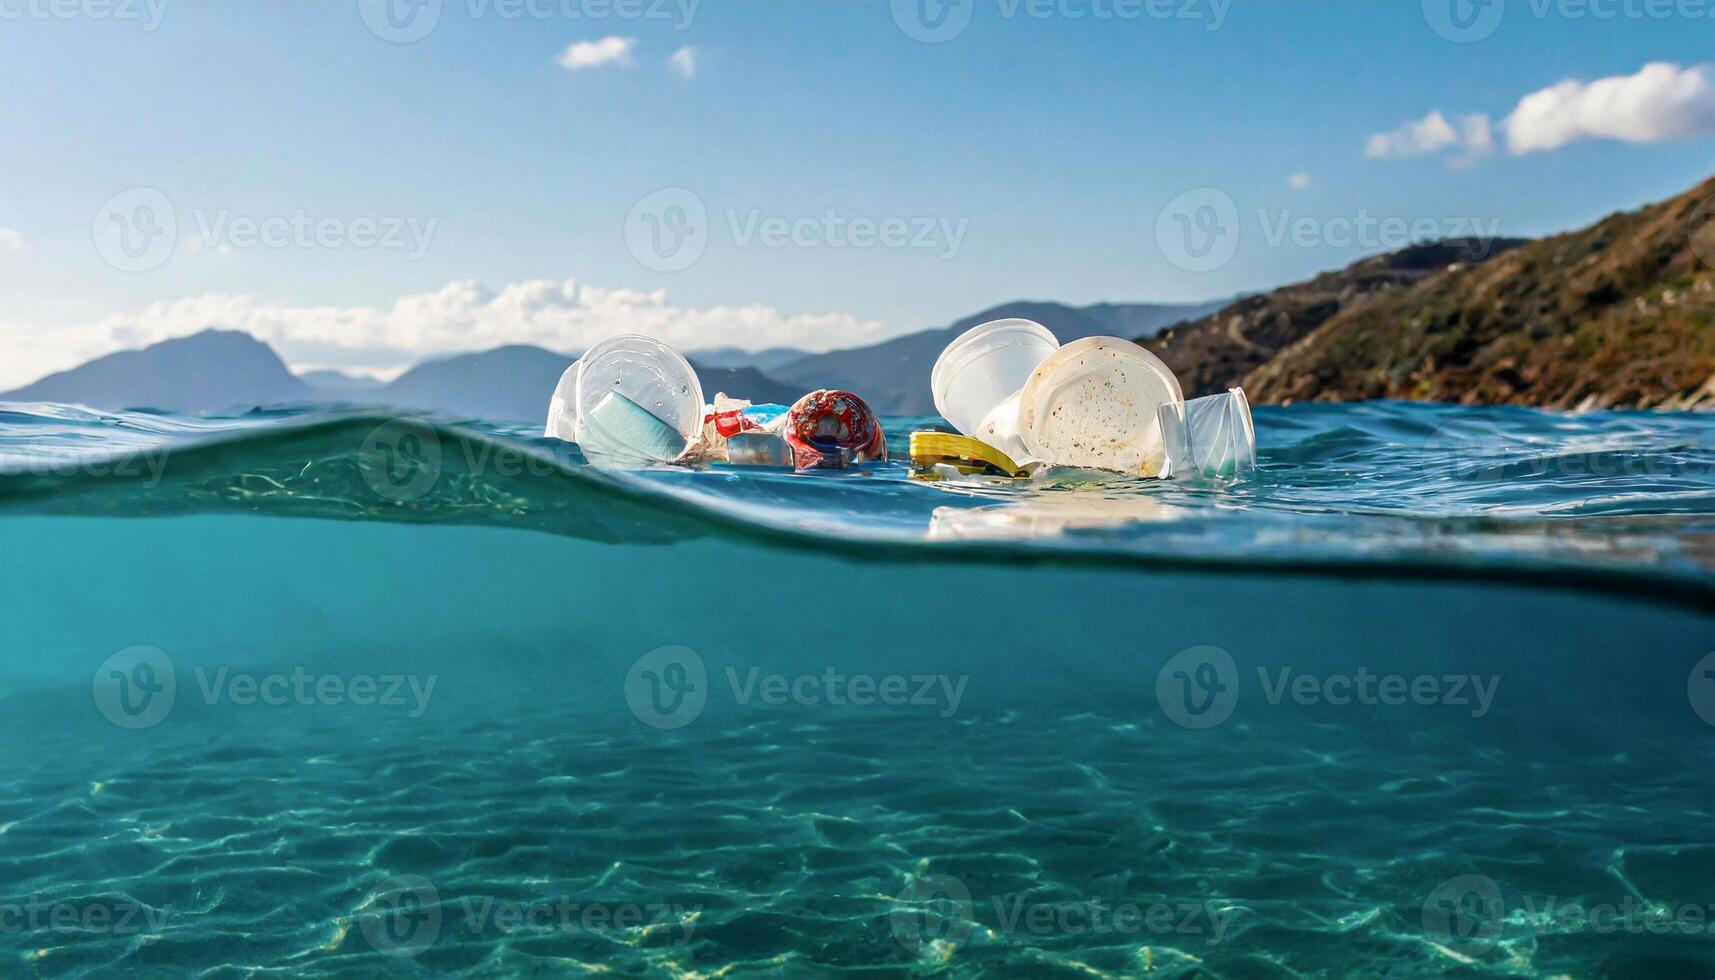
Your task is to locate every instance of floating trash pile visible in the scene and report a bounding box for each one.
[542,319,1257,482]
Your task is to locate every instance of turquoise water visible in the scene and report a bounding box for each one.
[1,401,1712,977]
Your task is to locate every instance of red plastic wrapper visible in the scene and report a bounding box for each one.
[782,390,888,470]
[708,407,762,439]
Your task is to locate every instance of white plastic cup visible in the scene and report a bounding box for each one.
[543,335,705,464]
[931,319,1061,439]
[1015,336,1185,476]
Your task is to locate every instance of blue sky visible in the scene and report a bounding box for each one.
[0,0,1711,385]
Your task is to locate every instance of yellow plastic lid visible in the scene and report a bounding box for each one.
[909,431,1026,478]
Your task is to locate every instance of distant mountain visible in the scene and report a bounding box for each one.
[362,345,802,422]
[2,298,1221,421]
[0,335,801,423]
[1148,174,1715,410]
[0,329,310,412]
[686,346,807,371]
[771,299,1226,415]
[299,369,381,391]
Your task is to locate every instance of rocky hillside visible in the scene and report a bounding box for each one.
[1144,239,1527,398]
[1145,175,1715,410]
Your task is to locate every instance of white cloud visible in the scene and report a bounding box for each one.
[0,278,892,391]
[0,228,22,254]
[1363,110,1490,161]
[668,45,697,79]
[1364,110,1459,159]
[1505,62,1715,155]
[557,36,636,71]
[1365,62,1715,167]
[1286,172,1311,191]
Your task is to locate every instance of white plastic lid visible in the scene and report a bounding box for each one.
[567,335,704,463]
[1016,336,1184,476]
[931,318,1060,437]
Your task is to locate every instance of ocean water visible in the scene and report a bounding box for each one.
[0,401,1712,978]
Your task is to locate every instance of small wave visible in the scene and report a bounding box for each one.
[1,402,1711,609]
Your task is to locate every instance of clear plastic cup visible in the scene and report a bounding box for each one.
[931,318,1061,439]
[1015,336,1184,476]
[543,335,705,463]
[1166,387,1257,478]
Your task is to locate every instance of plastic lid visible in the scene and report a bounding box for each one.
[909,431,1025,477]
[571,335,704,462]
[931,318,1060,437]
[1016,336,1184,475]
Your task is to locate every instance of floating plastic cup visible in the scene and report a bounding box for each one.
[543,335,704,464]
[931,318,1061,443]
[1160,388,1257,479]
[726,431,795,468]
[1015,336,1185,476]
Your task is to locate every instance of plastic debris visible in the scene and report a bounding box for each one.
[782,390,888,470]
[908,431,1027,479]
[1159,389,1257,479]
[545,335,704,465]
[930,318,1257,480]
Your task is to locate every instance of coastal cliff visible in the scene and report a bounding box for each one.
[1145,176,1715,410]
